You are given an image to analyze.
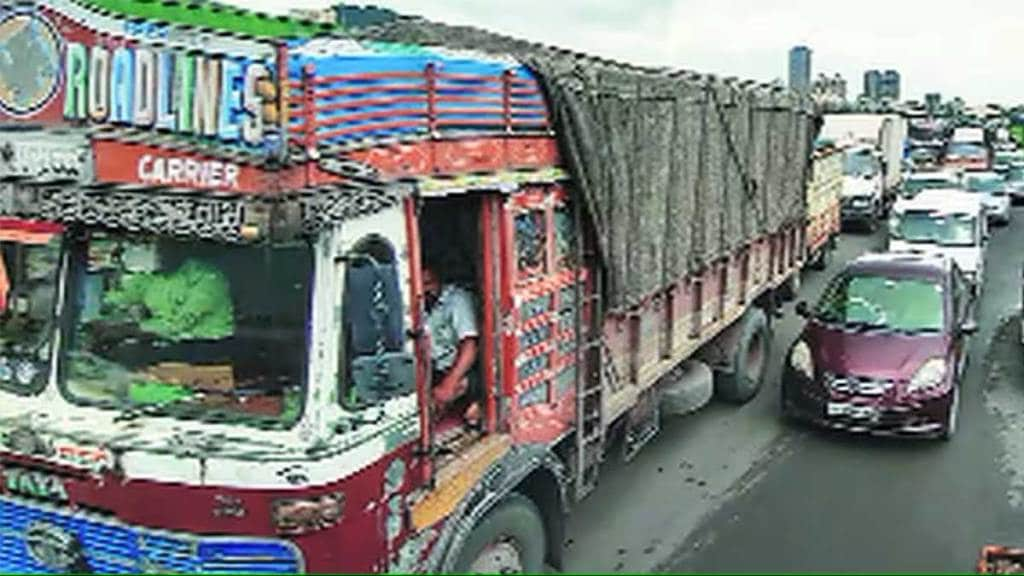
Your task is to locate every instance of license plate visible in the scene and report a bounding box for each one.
[827,402,878,420]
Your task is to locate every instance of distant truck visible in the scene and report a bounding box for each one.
[952,126,987,145]
[805,144,843,267]
[821,113,908,212]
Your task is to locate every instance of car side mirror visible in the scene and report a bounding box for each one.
[795,301,811,318]
[961,319,979,335]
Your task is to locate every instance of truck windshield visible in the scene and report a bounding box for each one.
[891,210,977,247]
[0,229,62,394]
[814,274,945,333]
[62,232,311,428]
[843,150,879,177]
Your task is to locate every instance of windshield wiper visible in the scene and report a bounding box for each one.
[842,321,889,333]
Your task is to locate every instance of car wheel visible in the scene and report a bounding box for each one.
[942,384,960,441]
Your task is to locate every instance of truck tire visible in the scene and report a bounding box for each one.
[779,271,801,301]
[809,243,831,271]
[451,493,546,574]
[714,308,771,404]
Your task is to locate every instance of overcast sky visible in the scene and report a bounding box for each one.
[243,0,1021,104]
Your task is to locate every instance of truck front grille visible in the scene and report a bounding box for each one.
[0,496,302,574]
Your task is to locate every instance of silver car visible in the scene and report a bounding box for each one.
[962,171,1012,225]
[1005,163,1024,204]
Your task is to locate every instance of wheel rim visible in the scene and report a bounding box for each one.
[745,330,766,386]
[469,538,524,574]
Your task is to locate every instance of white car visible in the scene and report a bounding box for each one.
[902,171,960,199]
[889,189,987,293]
[962,171,1012,225]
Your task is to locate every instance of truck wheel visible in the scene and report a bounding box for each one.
[779,271,801,301]
[715,308,771,404]
[452,493,546,574]
[810,245,831,271]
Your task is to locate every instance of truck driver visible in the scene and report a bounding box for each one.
[423,264,481,426]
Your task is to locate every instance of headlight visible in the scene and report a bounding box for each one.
[789,341,813,379]
[907,357,947,393]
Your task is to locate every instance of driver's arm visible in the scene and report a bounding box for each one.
[433,337,478,406]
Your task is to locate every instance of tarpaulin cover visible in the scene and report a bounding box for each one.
[355,18,816,309]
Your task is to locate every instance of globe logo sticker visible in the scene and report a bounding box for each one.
[0,11,61,117]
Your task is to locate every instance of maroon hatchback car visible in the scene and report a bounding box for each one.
[781,252,976,439]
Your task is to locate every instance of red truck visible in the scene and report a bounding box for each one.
[0,3,814,573]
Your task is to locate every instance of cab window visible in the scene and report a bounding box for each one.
[340,234,414,407]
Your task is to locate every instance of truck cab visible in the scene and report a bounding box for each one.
[840,146,885,230]
[888,189,987,294]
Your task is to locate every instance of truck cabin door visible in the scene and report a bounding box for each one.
[502,185,586,444]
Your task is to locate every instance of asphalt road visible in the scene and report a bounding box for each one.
[664,209,1024,573]
[562,210,1024,573]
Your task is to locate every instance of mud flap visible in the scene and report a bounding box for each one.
[622,388,660,463]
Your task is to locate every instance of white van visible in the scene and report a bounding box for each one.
[889,189,988,292]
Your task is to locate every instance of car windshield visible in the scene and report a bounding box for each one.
[891,210,977,246]
[814,273,945,333]
[62,232,312,429]
[964,174,1004,193]
[947,143,987,158]
[910,149,938,163]
[843,150,879,177]
[905,178,952,194]
[0,225,62,394]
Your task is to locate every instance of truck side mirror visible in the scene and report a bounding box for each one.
[795,301,811,318]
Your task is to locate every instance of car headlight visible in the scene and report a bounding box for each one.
[789,341,813,379]
[907,357,947,393]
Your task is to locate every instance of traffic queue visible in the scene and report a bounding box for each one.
[782,120,1018,440]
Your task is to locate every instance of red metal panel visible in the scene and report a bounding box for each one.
[480,196,499,433]
[506,137,559,168]
[348,143,433,179]
[404,197,433,487]
[434,138,505,174]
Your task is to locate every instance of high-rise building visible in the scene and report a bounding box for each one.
[880,70,901,101]
[788,46,812,95]
[811,73,848,109]
[864,69,900,101]
[863,70,882,100]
